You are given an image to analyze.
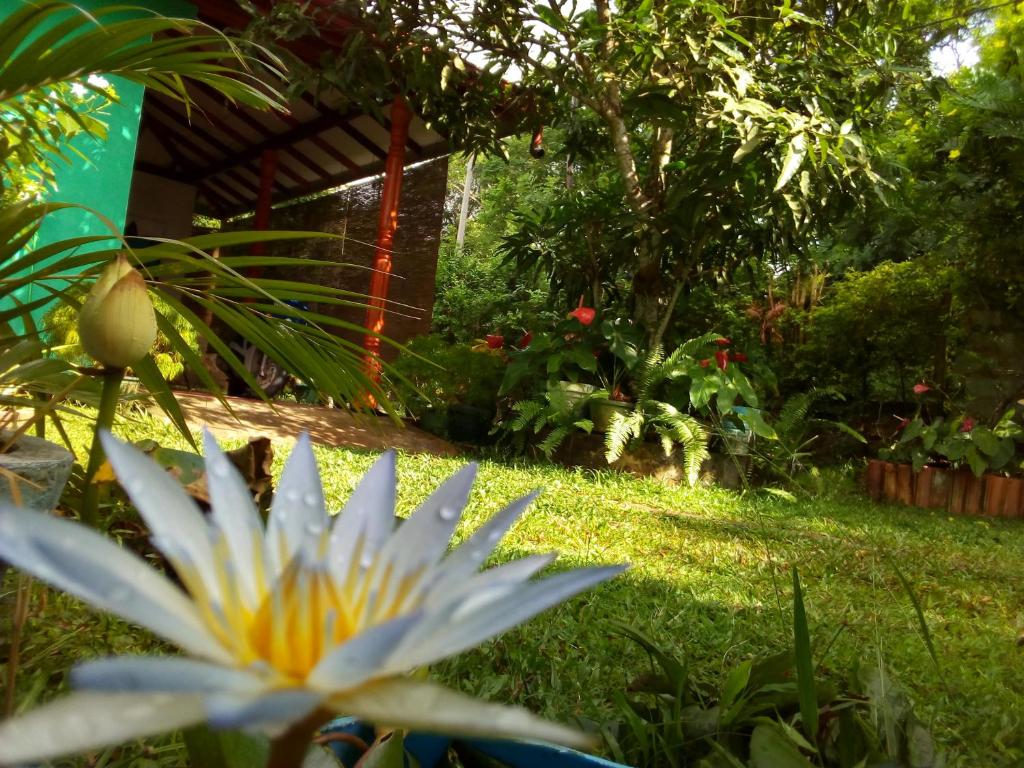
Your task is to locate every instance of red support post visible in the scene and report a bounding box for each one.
[249,148,278,276]
[362,96,411,371]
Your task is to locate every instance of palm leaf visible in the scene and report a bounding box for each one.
[1,1,286,190]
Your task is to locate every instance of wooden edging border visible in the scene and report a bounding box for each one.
[866,460,1023,518]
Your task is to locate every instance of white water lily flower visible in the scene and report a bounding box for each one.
[0,432,625,765]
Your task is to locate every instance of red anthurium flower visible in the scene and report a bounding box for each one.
[896,417,910,430]
[568,306,596,326]
[714,350,729,370]
[728,352,748,363]
[960,416,975,433]
[517,331,533,349]
[699,358,711,368]
[913,382,930,395]
[485,334,504,349]
[714,337,732,346]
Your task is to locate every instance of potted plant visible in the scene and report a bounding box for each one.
[872,408,1024,516]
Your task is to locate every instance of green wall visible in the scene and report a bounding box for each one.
[5,0,195,313]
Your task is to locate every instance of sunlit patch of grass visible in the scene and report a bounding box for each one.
[3,412,1022,766]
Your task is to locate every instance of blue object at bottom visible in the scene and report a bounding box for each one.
[320,717,628,767]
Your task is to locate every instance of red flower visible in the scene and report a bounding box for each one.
[485,334,504,349]
[728,352,748,363]
[714,337,732,346]
[699,358,711,368]
[913,382,930,395]
[714,350,729,370]
[960,416,975,433]
[568,306,595,326]
[517,331,533,349]
[896,417,910,430]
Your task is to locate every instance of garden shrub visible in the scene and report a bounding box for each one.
[389,334,506,418]
[794,260,962,404]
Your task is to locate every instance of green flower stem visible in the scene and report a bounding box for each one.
[81,366,125,527]
[266,708,332,768]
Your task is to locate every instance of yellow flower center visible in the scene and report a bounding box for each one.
[171,533,425,682]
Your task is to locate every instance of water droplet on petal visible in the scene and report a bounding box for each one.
[210,460,230,478]
[438,506,457,521]
[285,488,301,502]
[360,552,374,569]
[302,492,319,507]
[487,529,502,543]
[305,521,323,536]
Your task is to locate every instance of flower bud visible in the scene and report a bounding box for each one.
[78,255,157,368]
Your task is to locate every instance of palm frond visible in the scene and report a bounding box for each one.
[1,1,286,192]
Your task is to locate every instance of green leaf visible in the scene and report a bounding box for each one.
[971,427,1002,457]
[182,725,269,768]
[359,732,407,768]
[775,133,808,192]
[720,659,752,709]
[738,409,777,440]
[965,446,987,478]
[791,568,818,743]
[749,722,816,768]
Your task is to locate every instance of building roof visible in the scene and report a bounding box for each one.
[135,0,451,217]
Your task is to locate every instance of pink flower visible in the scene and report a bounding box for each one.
[960,417,975,433]
[913,383,930,395]
[714,337,732,346]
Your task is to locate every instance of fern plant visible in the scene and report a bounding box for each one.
[749,388,866,491]
[604,345,713,486]
[504,386,594,458]
[602,335,771,485]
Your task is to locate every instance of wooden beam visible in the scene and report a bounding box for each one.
[362,96,412,368]
[140,114,201,177]
[185,111,356,183]
[250,149,277,266]
[134,160,191,183]
[299,94,387,161]
[381,115,424,156]
[148,93,245,161]
[197,182,234,214]
[266,140,451,205]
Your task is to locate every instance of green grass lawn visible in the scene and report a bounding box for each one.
[3,414,1023,766]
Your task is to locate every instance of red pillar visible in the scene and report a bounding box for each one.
[362,96,411,370]
[249,148,278,276]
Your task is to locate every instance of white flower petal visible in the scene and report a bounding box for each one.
[423,553,556,611]
[0,691,205,765]
[72,656,266,694]
[431,492,539,591]
[100,432,221,601]
[205,688,322,732]
[393,565,627,671]
[328,449,397,577]
[373,463,477,579]
[266,433,327,577]
[202,430,266,608]
[309,613,422,691]
[331,678,592,749]
[0,505,229,664]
